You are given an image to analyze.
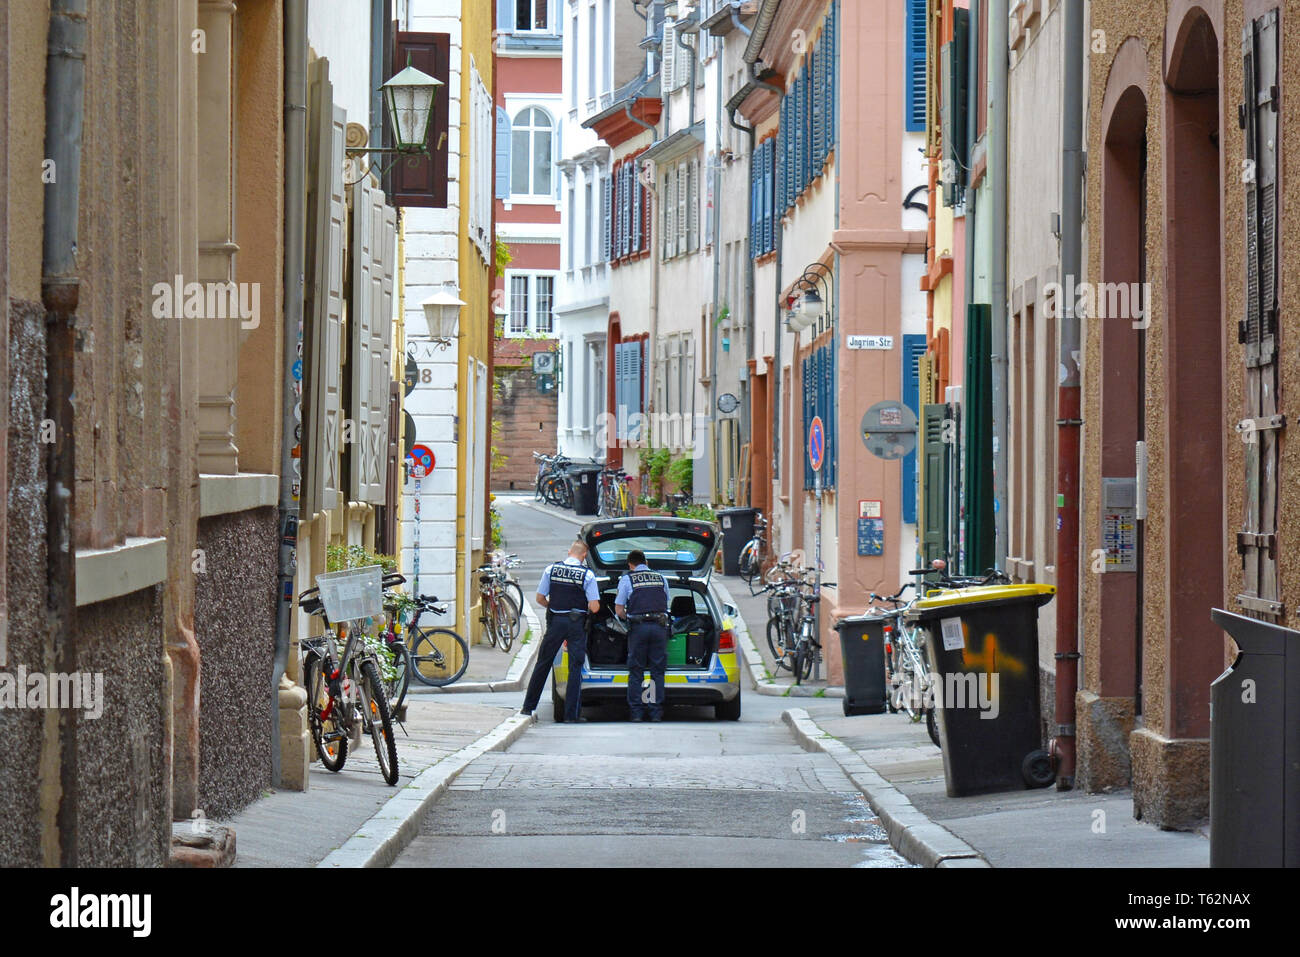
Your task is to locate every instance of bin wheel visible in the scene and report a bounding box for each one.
[1022,749,1055,788]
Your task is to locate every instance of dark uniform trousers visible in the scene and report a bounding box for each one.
[627,619,668,719]
[523,611,588,722]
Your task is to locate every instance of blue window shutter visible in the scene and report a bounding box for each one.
[905,0,927,132]
[804,64,813,185]
[777,101,787,212]
[902,334,925,523]
[495,107,512,199]
[614,342,626,439]
[811,48,822,172]
[749,149,759,257]
[498,0,514,35]
[822,345,836,488]
[766,139,775,252]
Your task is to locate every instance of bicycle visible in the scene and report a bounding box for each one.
[533,451,574,508]
[739,513,768,589]
[477,561,521,653]
[867,583,939,748]
[298,572,400,785]
[790,580,836,685]
[491,551,526,634]
[757,572,802,673]
[596,466,632,517]
[377,572,415,714]
[404,594,471,687]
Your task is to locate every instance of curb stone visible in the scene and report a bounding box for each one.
[408,596,543,695]
[711,578,846,699]
[780,707,989,868]
[317,709,535,868]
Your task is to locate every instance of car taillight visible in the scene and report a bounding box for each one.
[717,629,735,652]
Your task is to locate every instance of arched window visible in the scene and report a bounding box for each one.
[511,107,554,197]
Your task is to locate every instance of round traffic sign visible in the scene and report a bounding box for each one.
[407,443,435,477]
[809,416,826,472]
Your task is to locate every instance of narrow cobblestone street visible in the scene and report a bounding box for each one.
[394,699,908,868]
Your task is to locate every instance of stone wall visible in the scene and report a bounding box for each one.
[493,364,559,490]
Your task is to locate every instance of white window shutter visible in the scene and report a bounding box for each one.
[662,21,676,92]
[322,103,347,510]
[677,160,688,252]
[664,167,677,259]
[350,174,396,504]
[688,159,699,251]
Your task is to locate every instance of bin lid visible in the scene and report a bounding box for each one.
[904,583,1055,621]
[834,611,895,629]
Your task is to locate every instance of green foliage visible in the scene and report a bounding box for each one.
[495,237,513,274]
[645,447,673,492]
[675,503,716,523]
[326,543,398,573]
[490,499,504,550]
[667,455,693,494]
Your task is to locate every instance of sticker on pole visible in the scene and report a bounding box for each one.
[808,416,825,472]
[940,616,965,652]
[407,443,435,479]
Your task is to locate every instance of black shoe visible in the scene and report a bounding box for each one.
[649,714,663,722]
[630,713,646,722]
[520,708,533,716]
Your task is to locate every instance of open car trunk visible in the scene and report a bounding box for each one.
[586,578,718,670]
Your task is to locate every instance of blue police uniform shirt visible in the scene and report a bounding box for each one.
[615,563,671,615]
[537,556,599,612]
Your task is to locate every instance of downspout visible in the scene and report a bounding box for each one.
[990,0,1008,569]
[709,64,723,502]
[725,100,755,478]
[1054,0,1085,790]
[959,1,978,568]
[40,0,87,870]
[624,83,658,451]
[754,67,784,489]
[272,0,308,787]
[676,18,697,129]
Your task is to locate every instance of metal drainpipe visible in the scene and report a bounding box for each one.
[755,68,784,490]
[1054,0,1085,790]
[41,0,87,870]
[272,0,308,788]
[726,96,756,496]
[623,80,658,456]
[676,19,697,129]
[708,56,723,502]
[990,0,1008,570]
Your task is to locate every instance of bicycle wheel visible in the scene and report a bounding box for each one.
[360,659,399,785]
[503,580,525,635]
[495,593,519,653]
[926,705,941,749]
[739,543,757,584]
[766,616,791,672]
[409,626,470,687]
[480,592,499,648]
[386,640,411,714]
[304,655,348,772]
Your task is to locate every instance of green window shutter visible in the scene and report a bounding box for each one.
[922,404,950,564]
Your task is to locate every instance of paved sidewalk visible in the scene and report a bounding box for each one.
[221,696,521,867]
[790,701,1210,868]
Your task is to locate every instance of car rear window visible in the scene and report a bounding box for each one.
[590,535,707,568]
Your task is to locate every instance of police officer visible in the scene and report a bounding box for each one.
[522,540,601,722]
[615,549,671,722]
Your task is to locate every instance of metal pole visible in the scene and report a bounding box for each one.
[272,0,308,788]
[1054,0,1085,791]
[41,0,88,869]
[814,466,822,680]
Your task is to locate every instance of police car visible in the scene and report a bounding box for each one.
[550,517,743,721]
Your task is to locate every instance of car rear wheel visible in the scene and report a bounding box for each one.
[714,694,741,721]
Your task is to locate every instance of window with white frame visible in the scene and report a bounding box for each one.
[469,60,492,261]
[516,0,552,32]
[511,107,555,198]
[505,272,557,336]
[585,176,596,266]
